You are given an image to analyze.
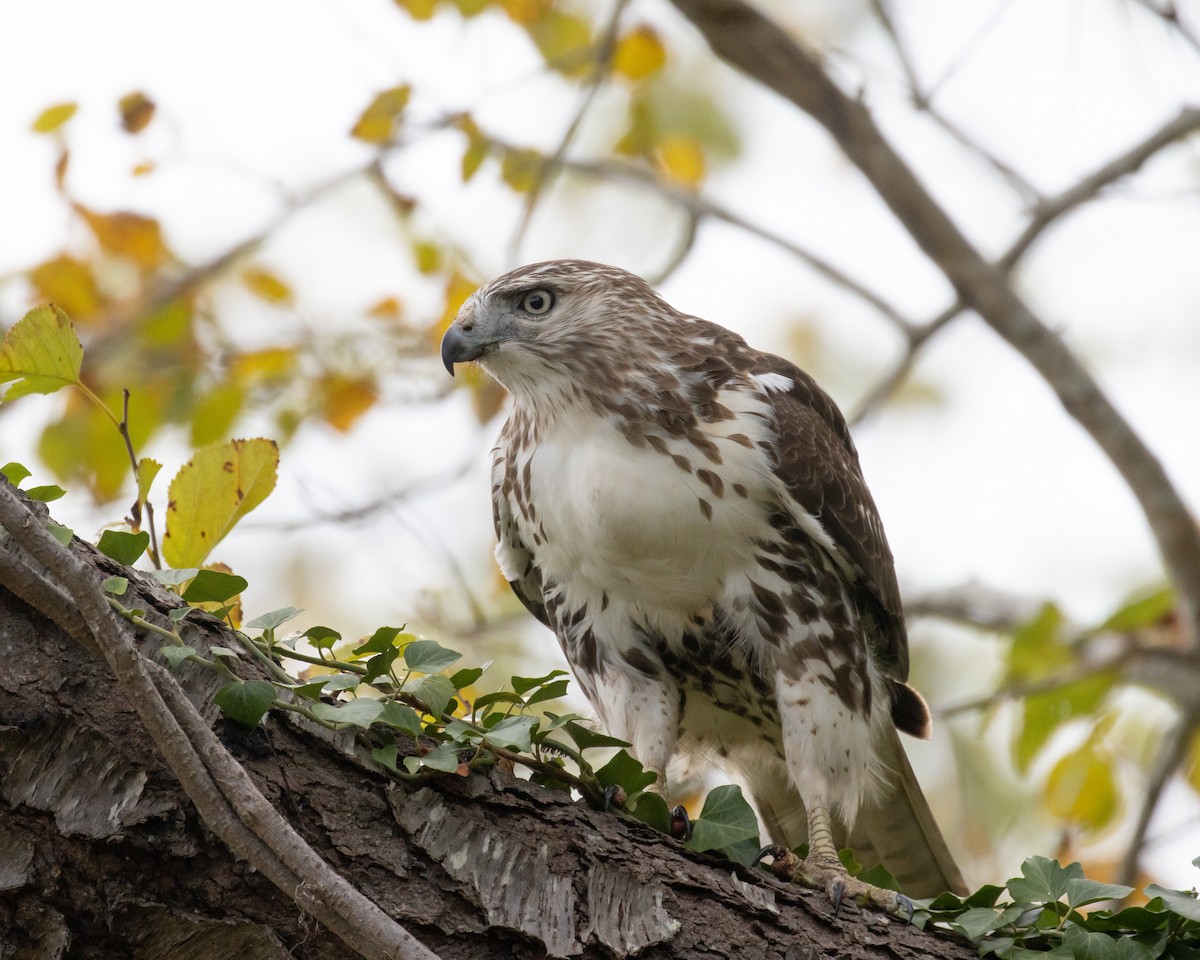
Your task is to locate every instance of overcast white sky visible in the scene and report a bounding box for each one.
[2,0,1200,887]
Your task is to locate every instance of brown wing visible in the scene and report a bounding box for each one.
[751,351,910,663]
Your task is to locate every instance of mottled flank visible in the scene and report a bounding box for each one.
[450,259,963,899]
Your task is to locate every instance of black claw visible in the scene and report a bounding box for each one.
[602,784,621,812]
[753,844,787,867]
[670,805,692,841]
[831,879,847,915]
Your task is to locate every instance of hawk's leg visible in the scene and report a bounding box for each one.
[591,669,679,796]
[793,804,911,917]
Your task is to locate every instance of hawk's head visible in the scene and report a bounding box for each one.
[440,260,680,402]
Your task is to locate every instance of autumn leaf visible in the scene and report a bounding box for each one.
[351,85,412,144]
[613,26,666,81]
[241,265,293,304]
[77,206,168,269]
[118,92,156,133]
[318,374,378,433]
[393,0,438,20]
[32,102,77,134]
[655,134,705,187]
[161,438,279,569]
[0,305,84,401]
[29,256,101,319]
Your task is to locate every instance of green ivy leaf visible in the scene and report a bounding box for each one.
[246,606,304,630]
[372,744,400,772]
[512,669,568,695]
[558,718,629,752]
[412,741,463,774]
[684,784,759,855]
[1062,925,1119,960]
[525,678,570,705]
[404,674,456,718]
[302,625,342,650]
[47,521,73,545]
[482,715,538,751]
[102,576,129,595]
[97,529,150,565]
[1008,857,1084,904]
[403,639,461,674]
[450,664,488,690]
[214,679,277,726]
[596,749,657,794]
[1145,885,1200,922]
[378,701,424,736]
[312,697,385,729]
[353,625,406,655]
[626,790,671,833]
[158,645,197,669]
[473,690,526,712]
[181,569,248,603]
[1065,878,1134,909]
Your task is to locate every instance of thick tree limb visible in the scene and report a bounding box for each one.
[666,0,1200,649]
[0,488,974,958]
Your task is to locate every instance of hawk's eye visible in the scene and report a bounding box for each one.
[519,289,555,316]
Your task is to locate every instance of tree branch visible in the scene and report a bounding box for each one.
[666,0,1200,648]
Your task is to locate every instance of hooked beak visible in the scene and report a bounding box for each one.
[440,325,485,377]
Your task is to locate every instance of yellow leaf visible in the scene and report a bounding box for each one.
[654,134,705,187]
[32,102,77,134]
[0,305,83,401]
[137,457,163,505]
[118,91,156,134]
[527,11,593,76]
[500,148,543,193]
[393,0,438,19]
[450,0,489,16]
[232,347,297,384]
[77,207,167,269]
[162,438,279,569]
[190,382,245,447]
[413,241,442,274]
[612,26,666,81]
[131,161,155,177]
[241,265,293,304]
[461,136,488,182]
[38,392,131,500]
[1045,746,1120,834]
[433,272,479,343]
[351,85,412,144]
[29,256,101,319]
[319,374,377,432]
[367,296,405,320]
[500,0,548,26]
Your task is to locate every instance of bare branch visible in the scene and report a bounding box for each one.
[999,106,1200,270]
[666,0,1200,649]
[1117,709,1200,887]
[507,0,632,265]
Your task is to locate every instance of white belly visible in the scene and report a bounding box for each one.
[524,412,772,613]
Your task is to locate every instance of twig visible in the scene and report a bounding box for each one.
[483,135,918,334]
[1116,709,1200,887]
[507,0,631,265]
[667,0,1200,650]
[999,106,1200,270]
[868,0,1039,202]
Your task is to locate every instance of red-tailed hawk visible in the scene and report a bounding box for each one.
[441,260,965,909]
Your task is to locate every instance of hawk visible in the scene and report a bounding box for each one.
[441,260,965,908]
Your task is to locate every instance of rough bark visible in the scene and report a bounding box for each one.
[0,494,973,959]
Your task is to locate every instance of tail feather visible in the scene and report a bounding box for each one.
[746,729,966,899]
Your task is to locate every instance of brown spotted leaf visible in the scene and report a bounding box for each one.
[161,438,278,569]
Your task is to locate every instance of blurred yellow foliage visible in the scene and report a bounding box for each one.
[655,134,705,187]
[612,26,667,82]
